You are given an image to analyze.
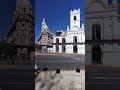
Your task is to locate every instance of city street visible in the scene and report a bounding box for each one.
[35,53,85,70]
[0,66,34,90]
[86,66,120,90]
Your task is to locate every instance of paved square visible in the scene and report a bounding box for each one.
[35,70,85,90]
[35,52,85,90]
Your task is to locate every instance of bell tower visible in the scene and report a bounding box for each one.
[70,9,80,30]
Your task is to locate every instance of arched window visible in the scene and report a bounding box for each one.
[62,45,65,52]
[56,38,59,43]
[22,8,25,13]
[92,45,102,64]
[92,24,101,40]
[74,15,77,20]
[73,36,77,43]
[26,8,27,13]
[24,8,25,12]
[22,23,24,27]
[56,45,59,52]
[73,45,77,53]
[62,38,65,43]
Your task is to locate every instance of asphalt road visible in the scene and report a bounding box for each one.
[35,54,85,70]
[86,66,120,90]
[0,69,34,90]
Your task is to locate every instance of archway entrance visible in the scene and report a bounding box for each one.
[62,45,65,53]
[62,38,65,43]
[56,45,59,52]
[73,45,77,53]
[92,45,102,64]
[73,36,77,43]
[56,38,59,43]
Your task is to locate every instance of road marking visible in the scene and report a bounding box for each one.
[88,77,120,80]
[72,58,85,62]
[72,58,80,60]
[36,61,82,62]
[36,54,64,56]
[87,83,120,84]
[35,57,68,59]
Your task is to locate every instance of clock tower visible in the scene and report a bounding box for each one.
[70,9,81,30]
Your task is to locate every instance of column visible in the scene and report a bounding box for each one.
[53,45,56,52]
[59,45,62,53]
[78,44,85,54]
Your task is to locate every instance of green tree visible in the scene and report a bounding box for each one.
[35,43,41,51]
[0,42,16,64]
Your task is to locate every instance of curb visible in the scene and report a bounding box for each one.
[86,64,120,68]
[0,65,16,69]
[37,52,84,55]
[49,52,82,55]
[0,65,34,69]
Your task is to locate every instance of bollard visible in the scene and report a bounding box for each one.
[76,67,80,73]
[56,68,60,74]
[43,67,48,71]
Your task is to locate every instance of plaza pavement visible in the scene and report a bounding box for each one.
[35,70,85,90]
[35,52,85,90]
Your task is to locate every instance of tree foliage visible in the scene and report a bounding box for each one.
[35,43,41,50]
[0,42,16,56]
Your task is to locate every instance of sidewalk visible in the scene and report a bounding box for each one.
[35,51,84,55]
[35,70,85,90]
[0,65,16,69]
[86,64,120,68]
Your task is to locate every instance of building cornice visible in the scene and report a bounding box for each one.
[53,43,85,45]
[86,0,119,13]
[86,40,120,45]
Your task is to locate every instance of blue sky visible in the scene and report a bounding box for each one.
[1,0,120,42]
[0,0,34,40]
[0,0,16,40]
[35,0,85,43]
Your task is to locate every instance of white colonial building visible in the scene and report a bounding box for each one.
[86,0,120,66]
[53,9,85,54]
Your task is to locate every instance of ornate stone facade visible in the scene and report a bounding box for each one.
[86,0,120,66]
[7,0,34,56]
[38,18,53,52]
